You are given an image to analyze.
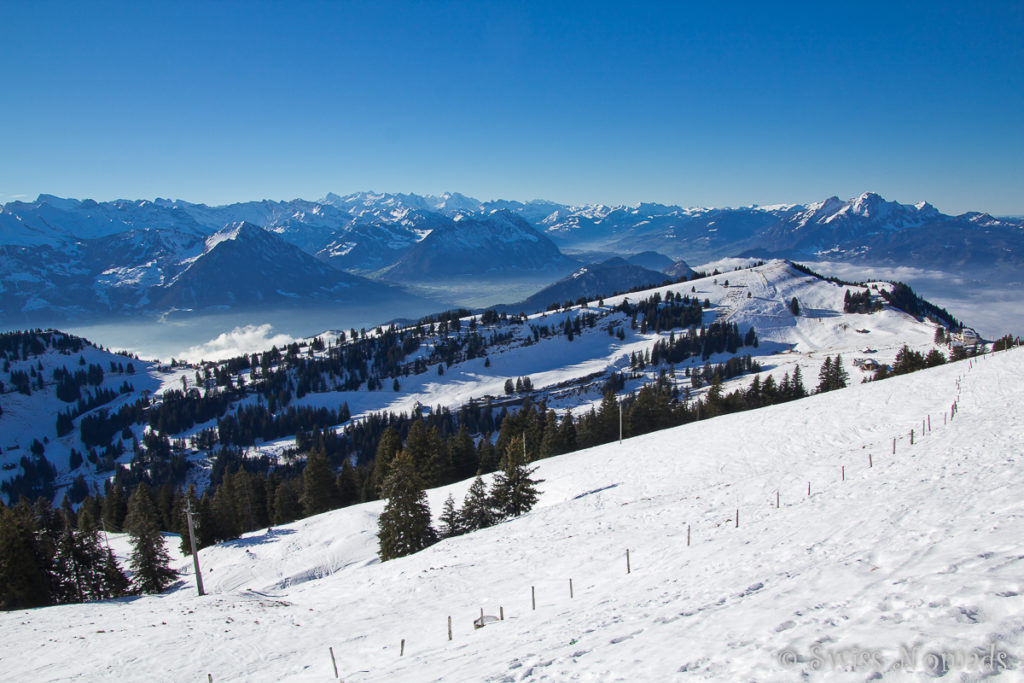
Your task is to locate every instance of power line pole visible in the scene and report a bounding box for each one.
[185,498,206,596]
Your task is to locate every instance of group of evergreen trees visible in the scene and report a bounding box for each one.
[815,355,850,393]
[378,434,542,561]
[843,289,882,314]
[0,484,176,610]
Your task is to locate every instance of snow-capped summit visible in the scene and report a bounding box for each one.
[383,210,570,280]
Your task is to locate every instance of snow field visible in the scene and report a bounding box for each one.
[2,346,1022,681]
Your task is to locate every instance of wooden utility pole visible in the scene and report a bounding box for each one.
[185,498,206,596]
[619,400,623,444]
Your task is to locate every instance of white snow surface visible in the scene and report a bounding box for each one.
[2,346,1022,681]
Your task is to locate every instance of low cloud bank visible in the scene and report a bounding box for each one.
[178,324,296,363]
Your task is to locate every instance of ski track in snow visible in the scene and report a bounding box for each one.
[2,347,1023,681]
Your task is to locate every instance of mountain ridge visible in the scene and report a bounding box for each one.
[2,190,1022,326]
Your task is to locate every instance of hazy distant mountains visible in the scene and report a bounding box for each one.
[1,190,1021,324]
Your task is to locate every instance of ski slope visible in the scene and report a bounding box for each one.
[2,346,1022,681]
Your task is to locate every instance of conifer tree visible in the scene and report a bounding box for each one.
[438,493,464,539]
[369,426,402,499]
[52,523,85,604]
[79,508,128,600]
[197,494,219,547]
[490,435,543,519]
[272,480,302,525]
[791,365,807,398]
[404,420,438,486]
[300,447,335,517]
[460,476,496,532]
[816,356,834,393]
[52,509,127,603]
[377,451,437,561]
[101,484,126,533]
[538,409,566,458]
[476,437,498,474]
[0,502,51,609]
[447,425,478,481]
[125,482,177,594]
[336,460,360,507]
[832,354,849,389]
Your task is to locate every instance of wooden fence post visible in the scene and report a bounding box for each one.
[842,465,845,481]
[401,639,405,656]
[570,578,574,599]
[329,647,338,679]
[532,586,536,610]
[687,524,691,546]
[448,615,452,641]
[807,481,811,496]
[776,490,780,508]
[626,549,631,574]
[893,437,896,454]
[735,508,739,528]
[910,429,914,445]
[500,606,504,620]
[869,453,873,468]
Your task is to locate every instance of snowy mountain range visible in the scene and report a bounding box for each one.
[1,190,1021,325]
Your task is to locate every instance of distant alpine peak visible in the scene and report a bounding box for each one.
[204,221,264,251]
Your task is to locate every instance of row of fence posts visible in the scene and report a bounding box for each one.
[314,373,971,679]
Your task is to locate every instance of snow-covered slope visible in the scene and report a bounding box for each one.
[2,343,1020,680]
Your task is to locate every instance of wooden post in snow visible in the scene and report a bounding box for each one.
[928,415,931,432]
[842,465,845,481]
[687,524,691,546]
[735,508,739,528]
[531,586,536,610]
[626,549,631,574]
[911,429,914,445]
[185,498,205,597]
[893,437,896,454]
[329,647,338,678]
[500,606,504,620]
[569,578,574,599]
[808,481,811,496]
[400,639,405,656]
[448,615,452,641]
[619,400,623,444]
[776,490,780,508]
[869,453,873,468]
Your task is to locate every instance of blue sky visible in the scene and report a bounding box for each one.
[2,1,1022,215]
